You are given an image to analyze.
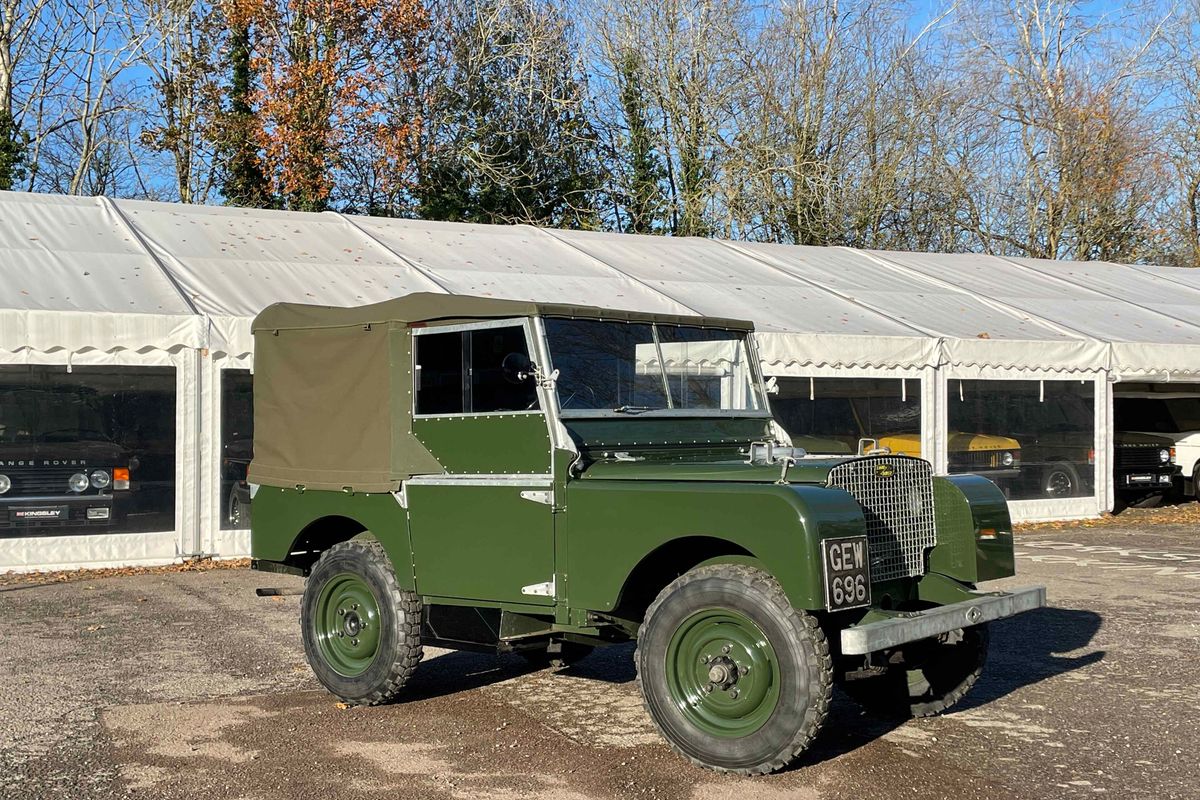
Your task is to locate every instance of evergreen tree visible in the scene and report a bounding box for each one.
[415,0,599,227]
[218,20,272,207]
[615,49,665,233]
[0,108,26,191]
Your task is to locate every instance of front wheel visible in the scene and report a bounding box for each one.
[840,623,989,718]
[301,538,423,705]
[635,564,832,775]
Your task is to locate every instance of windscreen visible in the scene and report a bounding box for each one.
[544,318,765,415]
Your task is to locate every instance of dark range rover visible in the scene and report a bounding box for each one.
[0,387,134,536]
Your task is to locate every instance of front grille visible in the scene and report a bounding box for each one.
[7,469,84,494]
[1115,446,1167,469]
[951,450,1013,470]
[826,456,937,583]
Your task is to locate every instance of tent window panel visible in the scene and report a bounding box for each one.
[0,365,176,537]
[770,378,921,457]
[949,379,1095,501]
[220,369,253,530]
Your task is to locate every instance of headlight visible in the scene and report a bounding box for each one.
[1160,449,1171,464]
[68,472,89,493]
[0,474,9,494]
[90,470,110,489]
[1001,451,1015,467]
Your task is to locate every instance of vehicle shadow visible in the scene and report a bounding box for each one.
[398,606,1103,769]
[952,605,1105,711]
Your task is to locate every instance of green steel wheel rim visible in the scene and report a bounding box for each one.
[314,572,383,678]
[664,607,781,739]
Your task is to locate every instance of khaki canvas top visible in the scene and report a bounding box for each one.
[248,292,755,494]
[252,292,754,333]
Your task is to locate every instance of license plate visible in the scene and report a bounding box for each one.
[1126,474,1154,484]
[11,505,68,521]
[822,535,871,611]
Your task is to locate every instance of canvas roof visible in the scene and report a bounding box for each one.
[252,292,754,333]
[2,190,1200,378]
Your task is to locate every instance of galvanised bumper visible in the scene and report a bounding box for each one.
[840,585,1046,655]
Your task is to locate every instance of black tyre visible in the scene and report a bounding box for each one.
[635,564,832,775]
[520,641,595,670]
[1042,462,1081,498]
[227,486,244,528]
[301,538,423,705]
[841,623,989,718]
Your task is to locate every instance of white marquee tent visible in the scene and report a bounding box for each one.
[3,191,1199,572]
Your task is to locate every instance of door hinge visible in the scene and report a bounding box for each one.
[521,577,555,597]
[519,489,553,505]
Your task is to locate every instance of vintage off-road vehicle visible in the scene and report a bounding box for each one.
[248,294,1045,775]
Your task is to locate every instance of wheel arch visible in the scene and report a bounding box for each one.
[282,514,371,573]
[610,535,762,626]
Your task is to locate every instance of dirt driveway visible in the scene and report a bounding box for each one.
[2,516,1198,800]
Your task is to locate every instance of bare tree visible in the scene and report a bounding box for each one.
[125,0,220,203]
[956,0,1168,260]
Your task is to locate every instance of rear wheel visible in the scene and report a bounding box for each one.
[301,538,423,705]
[841,623,989,718]
[635,564,831,775]
[1042,462,1081,498]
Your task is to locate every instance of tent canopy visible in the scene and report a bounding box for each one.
[3,190,1200,378]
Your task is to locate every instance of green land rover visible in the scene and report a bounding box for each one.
[248,293,1045,775]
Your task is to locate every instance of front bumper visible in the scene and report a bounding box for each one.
[840,585,1046,655]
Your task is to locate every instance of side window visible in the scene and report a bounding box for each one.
[470,327,539,413]
[414,325,539,415]
[415,331,464,414]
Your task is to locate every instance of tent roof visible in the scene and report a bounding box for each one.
[2,190,1200,377]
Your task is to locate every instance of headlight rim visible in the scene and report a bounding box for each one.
[89,469,111,489]
[68,472,90,493]
[1159,448,1171,464]
[0,474,9,495]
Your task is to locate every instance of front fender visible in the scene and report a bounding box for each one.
[563,480,867,613]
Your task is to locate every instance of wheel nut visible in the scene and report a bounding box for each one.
[730,689,739,700]
[701,655,710,664]
[352,603,359,610]
[338,609,345,616]
[721,644,731,654]
[351,638,359,647]
[740,665,750,675]
[337,631,344,638]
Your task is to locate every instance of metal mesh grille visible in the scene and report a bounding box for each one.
[826,456,937,582]
[1114,445,1166,469]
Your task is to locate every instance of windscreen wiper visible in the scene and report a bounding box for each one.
[612,405,662,414]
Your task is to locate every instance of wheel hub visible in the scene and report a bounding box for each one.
[314,574,381,676]
[665,609,780,738]
[343,611,362,637]
[706,656,739,689]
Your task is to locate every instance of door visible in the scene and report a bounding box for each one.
[405,319,556,606]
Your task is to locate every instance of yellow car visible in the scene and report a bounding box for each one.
[873,432,1022,481]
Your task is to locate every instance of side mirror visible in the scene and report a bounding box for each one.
[501,352,534,384]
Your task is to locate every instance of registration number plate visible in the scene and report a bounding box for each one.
[11,505,68,521]
[822,535,871,611]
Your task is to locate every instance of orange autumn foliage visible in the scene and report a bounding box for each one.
[226,0,428,209]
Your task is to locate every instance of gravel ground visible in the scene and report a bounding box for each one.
[2,513,1198,800]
